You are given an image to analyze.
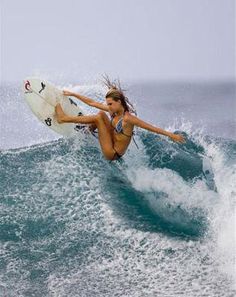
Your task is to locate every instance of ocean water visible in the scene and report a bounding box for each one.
[0,80,235,297]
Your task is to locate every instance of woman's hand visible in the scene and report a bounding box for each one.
[169,133,185,143]
[55,103,67,123]
[63,89,75,97]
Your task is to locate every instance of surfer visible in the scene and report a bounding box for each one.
[55,76,185,161]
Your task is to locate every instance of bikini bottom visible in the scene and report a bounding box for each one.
[111,148,123,161]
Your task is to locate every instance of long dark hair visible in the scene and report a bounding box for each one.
[101,74,137,115]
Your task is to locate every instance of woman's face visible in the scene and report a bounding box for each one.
[106,97,121,113]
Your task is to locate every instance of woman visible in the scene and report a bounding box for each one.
[55,77,185,161]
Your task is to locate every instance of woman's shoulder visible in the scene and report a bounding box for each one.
[123,111,130,120]
[124,111,136,119]
[123,111,136,125]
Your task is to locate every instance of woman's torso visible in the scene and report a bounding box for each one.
[110,112,134,155]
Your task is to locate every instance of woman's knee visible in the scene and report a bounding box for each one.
[95,111,104,120]
[96,110,104,115]
[95,111,110,125]
[99,110,112,119]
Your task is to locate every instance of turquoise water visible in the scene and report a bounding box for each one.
[0,82,235,296]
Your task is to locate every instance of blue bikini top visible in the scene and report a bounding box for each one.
[110,113,132,137]
[110,113,139,149]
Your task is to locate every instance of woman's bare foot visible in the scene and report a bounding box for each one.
[55,103,66,123]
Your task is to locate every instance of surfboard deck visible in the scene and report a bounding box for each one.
[23,77,90,137]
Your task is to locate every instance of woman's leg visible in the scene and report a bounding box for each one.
[56,104,117,160]
[89,112,121,160]
[90,111,113,133]
[56,104,98,124]
[94,112,118,160]
[75,112,117,160]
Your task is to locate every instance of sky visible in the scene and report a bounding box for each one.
[0,0,235,83]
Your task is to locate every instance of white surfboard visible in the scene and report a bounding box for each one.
[23,77,91,137]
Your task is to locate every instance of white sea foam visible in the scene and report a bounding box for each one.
[1,83,235,296]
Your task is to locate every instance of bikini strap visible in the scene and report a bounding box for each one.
[132,131,139,149]
[121,130,139,149]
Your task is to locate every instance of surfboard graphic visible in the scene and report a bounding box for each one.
[23,78,89,137]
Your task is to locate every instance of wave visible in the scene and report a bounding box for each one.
[1,126,235,296]
[1,129,231,238]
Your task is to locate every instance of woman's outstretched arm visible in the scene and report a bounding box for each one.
[127,114,185,143]
[63,90,109,112]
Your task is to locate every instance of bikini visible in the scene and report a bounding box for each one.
[110,113,138,161]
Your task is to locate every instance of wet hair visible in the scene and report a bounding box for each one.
[101,74,137,115]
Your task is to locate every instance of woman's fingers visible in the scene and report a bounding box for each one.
[176,134,185,143]
[63,89,73,96]
[170,134,185,143]
[63,90,70,96]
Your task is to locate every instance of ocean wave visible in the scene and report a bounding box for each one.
[0,120,235,296]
